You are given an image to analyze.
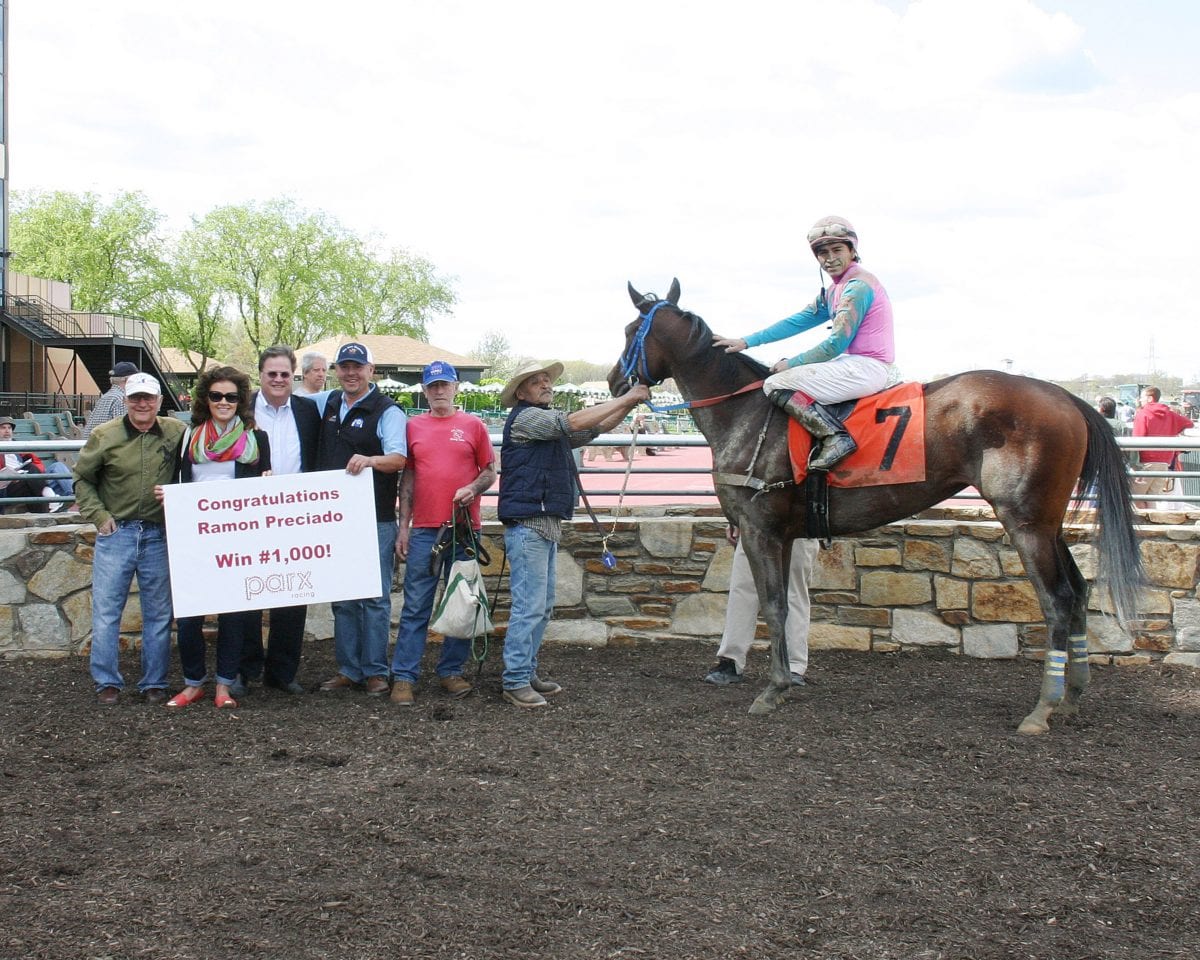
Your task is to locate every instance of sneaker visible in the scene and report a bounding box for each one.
[530,674,562,697]
[229,675,250,699]
[703,657,743,685]
[389,680,414,706]
[790,673,806,686]
[502,685,548,709]
[439,675,473,699]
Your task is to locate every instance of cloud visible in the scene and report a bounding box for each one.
[9,1,1199,384]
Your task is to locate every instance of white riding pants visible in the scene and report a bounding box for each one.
[717,537,818,675]
[762,354,893,405]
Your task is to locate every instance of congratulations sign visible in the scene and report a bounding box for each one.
[163,469,380,618]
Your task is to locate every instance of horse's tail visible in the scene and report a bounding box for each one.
[1070,395,1144,624]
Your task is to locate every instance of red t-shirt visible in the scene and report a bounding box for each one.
[406,411,494,528]
[1133,402,1194,464]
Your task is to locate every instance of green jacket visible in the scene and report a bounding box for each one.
[72,415,186,527]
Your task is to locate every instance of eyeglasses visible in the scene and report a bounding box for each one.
[207,391,240,404]
[126,394,159,403]
[262,371,292,379]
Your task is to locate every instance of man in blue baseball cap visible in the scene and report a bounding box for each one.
[316,340,408,696]
[389,360,496,705]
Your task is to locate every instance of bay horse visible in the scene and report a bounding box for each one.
[609,280,1143,735]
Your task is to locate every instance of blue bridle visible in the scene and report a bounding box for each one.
[618,299,670,389]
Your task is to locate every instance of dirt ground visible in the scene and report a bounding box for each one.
[2,640,1198,960]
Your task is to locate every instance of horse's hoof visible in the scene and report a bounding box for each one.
[748,695,776,715]
[1017,716,1050,736]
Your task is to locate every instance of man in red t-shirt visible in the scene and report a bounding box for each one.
[1132,386,1194,509]
[389,361,497,705]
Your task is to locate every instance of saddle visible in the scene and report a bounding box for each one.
[788,381,927,488]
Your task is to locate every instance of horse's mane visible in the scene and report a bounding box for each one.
[678,308,771,384]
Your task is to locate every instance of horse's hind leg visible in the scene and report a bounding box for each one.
[1057,541,1091,716]
[1007,527,1080,736]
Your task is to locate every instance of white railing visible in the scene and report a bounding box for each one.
[3,435,1199,509]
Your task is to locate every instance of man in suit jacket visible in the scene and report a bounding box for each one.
[233,345,323,695]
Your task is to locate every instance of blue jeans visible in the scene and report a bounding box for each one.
[176,610,260,687]
[501,524,556,690]
[89,521,174,692]
[331,520,396,682]
[390,526,473,683]
[43,461,74,497]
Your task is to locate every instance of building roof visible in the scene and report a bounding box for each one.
[300,334,485,373]
[159,347,218,375]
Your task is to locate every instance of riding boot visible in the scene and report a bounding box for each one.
[768,390,857,471]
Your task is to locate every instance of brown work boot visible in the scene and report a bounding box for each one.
[364,676,390,696]
[439,675,473,699]
[389,680,414,706]
[318,674,359,693]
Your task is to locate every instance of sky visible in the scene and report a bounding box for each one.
[7,0,1200,384]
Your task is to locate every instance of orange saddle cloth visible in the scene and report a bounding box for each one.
[788,381,927,487]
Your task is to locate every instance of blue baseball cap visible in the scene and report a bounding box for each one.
[422,360,459,386]
[334,342,373,366]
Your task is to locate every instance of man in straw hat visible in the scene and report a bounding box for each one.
[498,360,648,707]
[713,215,897,472]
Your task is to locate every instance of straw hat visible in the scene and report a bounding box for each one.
[500,360,565,408]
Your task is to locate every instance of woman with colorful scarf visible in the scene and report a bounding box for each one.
[166,366,271,709]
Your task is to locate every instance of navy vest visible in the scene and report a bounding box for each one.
[317,388,399,522]
[497,402,575,522]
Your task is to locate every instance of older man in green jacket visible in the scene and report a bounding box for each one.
[73,373,185,705]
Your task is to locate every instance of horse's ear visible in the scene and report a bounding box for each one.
[667,278,680,305]
[628,282,645,307]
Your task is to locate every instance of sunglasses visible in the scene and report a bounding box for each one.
[207,391,240,404]
[262,371,292,379]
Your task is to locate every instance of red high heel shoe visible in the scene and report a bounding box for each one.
[165,686,206,708]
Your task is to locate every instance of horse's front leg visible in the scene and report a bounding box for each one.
[744,536,792,716]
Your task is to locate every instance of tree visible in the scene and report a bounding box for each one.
[142,237,232,375]
[335,242,455,339]
[472,331,517,380]
[9,190,167,312]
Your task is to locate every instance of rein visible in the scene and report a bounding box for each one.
[619,299,766,411]
[618,297,795,498]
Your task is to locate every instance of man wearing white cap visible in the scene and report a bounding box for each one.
[73,373,186,705]
[497,361,648,707]
[315,342,407,696]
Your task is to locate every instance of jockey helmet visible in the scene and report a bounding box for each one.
[807,216,859,259]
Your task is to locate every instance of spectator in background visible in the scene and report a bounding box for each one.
[1096,396,1138,469]
[294,352,328,396]
[1132,386,1194,510]
[0,417,74,512]
[83,361,138,437]
[72,373,185,705]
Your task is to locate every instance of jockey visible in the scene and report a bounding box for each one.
[713,215,896,471]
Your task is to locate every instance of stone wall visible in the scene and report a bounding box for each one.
[3,509,1199,667]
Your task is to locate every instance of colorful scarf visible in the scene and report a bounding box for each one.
[188,417,260,466]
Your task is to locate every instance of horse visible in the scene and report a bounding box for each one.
[609,280,1143,735]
